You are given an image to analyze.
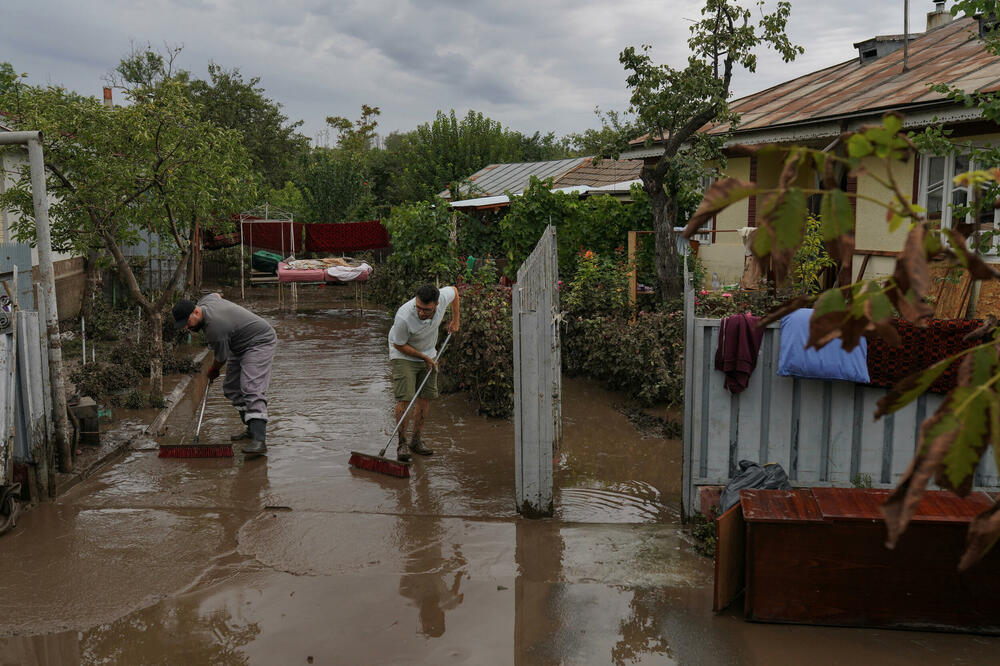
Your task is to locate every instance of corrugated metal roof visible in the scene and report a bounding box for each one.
[627,17,1000,149]
[554,158,643,188]
[449,194,510,209]
[441,157,587,198]
[716,17,1000,135]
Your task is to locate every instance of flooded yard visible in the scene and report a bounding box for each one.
[0,286,997,664]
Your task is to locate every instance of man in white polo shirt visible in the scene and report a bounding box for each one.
[387,284,460,462]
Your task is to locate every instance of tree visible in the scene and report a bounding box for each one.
[384,109,571,204]
[188,62,310,191]
[0,51,256,397]
[326,104,381,152]
[297,105,382,222]
[620,0,802,300]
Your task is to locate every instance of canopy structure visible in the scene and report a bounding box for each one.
[238,204,296,299]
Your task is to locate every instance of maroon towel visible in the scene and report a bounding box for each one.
[715,314,765,394]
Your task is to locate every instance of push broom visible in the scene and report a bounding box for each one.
[158,380,234,458]
[350,333,452,478]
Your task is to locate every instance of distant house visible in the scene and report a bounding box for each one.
[444,157,643,212]
[622,7,1000,291]
[0,121,83,318]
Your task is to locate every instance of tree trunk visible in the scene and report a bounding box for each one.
[81,247,101,321]
[644,170,685,302]
[149,310,163,399]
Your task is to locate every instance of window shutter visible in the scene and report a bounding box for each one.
[847,174,858,219]
[748,156,758,227]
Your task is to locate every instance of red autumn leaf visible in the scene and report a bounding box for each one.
[682,178,756,239]
[886,224,934,325]
[959,503,1000,572]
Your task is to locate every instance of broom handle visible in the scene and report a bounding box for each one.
[380,332,452,457]
[193,381,210,440]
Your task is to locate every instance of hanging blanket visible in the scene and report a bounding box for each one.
[305,220,389,252]
[715,313,765,394]
[866,318,982,393]
[240,221,307,253]
[777,308,870,383]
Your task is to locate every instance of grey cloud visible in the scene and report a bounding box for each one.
[1,1,915,140]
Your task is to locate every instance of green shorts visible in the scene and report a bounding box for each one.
[391,358,439,402]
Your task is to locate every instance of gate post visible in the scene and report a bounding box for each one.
[514,225,560,517]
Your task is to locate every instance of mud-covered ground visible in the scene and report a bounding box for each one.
[1,285,997,665]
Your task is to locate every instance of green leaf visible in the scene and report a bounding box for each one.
[820,190,854,240]
[942,389,990,489]
[847,134,874,158]
[875,356,956,417]
[883,114,903,135]
[772,187,808,250]
[868,289,893,322]
[888,211,905,233]
[813,289,847,317]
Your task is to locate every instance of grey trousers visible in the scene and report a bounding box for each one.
[222,338,277,422]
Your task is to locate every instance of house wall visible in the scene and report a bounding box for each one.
[1,147,84,319]
[697,156,751,286]
[852,154,917,282]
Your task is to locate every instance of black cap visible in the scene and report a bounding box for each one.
[172,299,196,331]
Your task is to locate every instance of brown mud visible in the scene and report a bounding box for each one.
[0,285,998,664]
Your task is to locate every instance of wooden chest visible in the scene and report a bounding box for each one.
[715,487,1000,633]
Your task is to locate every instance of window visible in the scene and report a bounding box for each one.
[919,152,999,256]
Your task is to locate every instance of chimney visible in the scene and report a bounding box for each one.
[927,1,952,31]
[102,87,113,109]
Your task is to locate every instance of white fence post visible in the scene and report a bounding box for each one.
[514,225,561,517]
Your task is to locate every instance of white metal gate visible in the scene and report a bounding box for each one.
[513,225,561,517]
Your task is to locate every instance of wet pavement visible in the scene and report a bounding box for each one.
[1,287,999,664]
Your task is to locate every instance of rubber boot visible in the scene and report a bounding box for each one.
[244,419,267,458]
[409,432,434,456]
[231,411,251,441]
[396,434,411,462]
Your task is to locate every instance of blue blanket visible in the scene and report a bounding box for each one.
[778,308,870,383]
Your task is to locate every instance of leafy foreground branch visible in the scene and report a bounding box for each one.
[684,113,1000,570]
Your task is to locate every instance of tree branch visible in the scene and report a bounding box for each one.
[101,229,152,311]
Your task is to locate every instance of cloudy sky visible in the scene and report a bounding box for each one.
[2,1,926,145]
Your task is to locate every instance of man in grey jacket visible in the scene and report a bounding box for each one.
[172,294,277,458]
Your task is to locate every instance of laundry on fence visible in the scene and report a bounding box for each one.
[777,308,870,383]
[714,312,765,394]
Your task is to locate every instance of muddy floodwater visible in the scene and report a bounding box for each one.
[1,287,998,665]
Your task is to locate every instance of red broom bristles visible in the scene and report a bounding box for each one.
[158,445,234,458]
[349,451,410,478]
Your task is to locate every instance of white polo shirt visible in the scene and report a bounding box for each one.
[387,286,456,362]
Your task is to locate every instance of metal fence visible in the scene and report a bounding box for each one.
[0,242,34,309]
[513,225,561,517]
[0,244,53,497]
[681,308,1000,517]
[122,229,182,291]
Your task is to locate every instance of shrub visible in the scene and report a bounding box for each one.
[791,215,837,294]
[369,200,460,308]
[70,362,141,402]
[562,310,685,406]
[82,297,137,341]
[499,177,654,280]
[441,283,514,417]
[689,512,717,557]
[563,249,631,319]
